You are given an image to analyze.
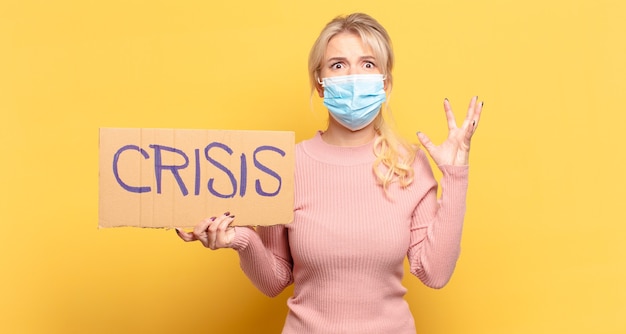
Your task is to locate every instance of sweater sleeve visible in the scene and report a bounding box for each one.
[408,150,469,289]
[229,225,294,297]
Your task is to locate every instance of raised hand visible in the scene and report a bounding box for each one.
[175,213,236,249]
[417,96,483,166]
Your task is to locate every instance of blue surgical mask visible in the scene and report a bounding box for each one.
[319,74,387,131]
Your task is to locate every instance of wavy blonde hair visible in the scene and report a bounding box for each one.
[308,13,417,190]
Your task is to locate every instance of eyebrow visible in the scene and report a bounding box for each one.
[325,55,377,64]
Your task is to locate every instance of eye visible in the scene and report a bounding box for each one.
[363,61,376,69]
[331,62,344,70]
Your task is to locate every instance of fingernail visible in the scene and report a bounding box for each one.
[444,97,449,102]
[229,215,235,218]
[472,120,476,126]
[175,228,180,234]
[481,101,484,107]
[210,216,216,221]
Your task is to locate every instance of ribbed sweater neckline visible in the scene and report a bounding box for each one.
[300,131,376,166]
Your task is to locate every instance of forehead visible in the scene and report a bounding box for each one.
[324,31,375,58]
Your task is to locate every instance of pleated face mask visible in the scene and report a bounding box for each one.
[319,74,386,131]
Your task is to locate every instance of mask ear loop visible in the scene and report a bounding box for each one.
[381,73,389,92]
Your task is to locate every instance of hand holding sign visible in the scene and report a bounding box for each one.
[175,212,236,249]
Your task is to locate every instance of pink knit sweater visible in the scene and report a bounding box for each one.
[230,131,469,334]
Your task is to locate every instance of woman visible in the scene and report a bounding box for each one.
[177,12,483,333]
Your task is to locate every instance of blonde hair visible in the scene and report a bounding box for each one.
[308,13,416,190]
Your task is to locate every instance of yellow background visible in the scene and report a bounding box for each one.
[1,0,624,333]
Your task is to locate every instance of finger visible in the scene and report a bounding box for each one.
[207,212,233,249]
[416,131,436,153]
[175,228,197,242]
[467,96,478,118]
[192,216,217,247]
[214,216,235,248]
[193,217,216,237]
[472,100,484,133]
[474,101,485,129]
[465,100,484,141]
[443,98,457,130]
[460,96,478,130]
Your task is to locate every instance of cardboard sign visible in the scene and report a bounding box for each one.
[99,128,295,228]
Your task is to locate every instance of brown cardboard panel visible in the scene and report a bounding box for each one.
[99,128,294,228]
